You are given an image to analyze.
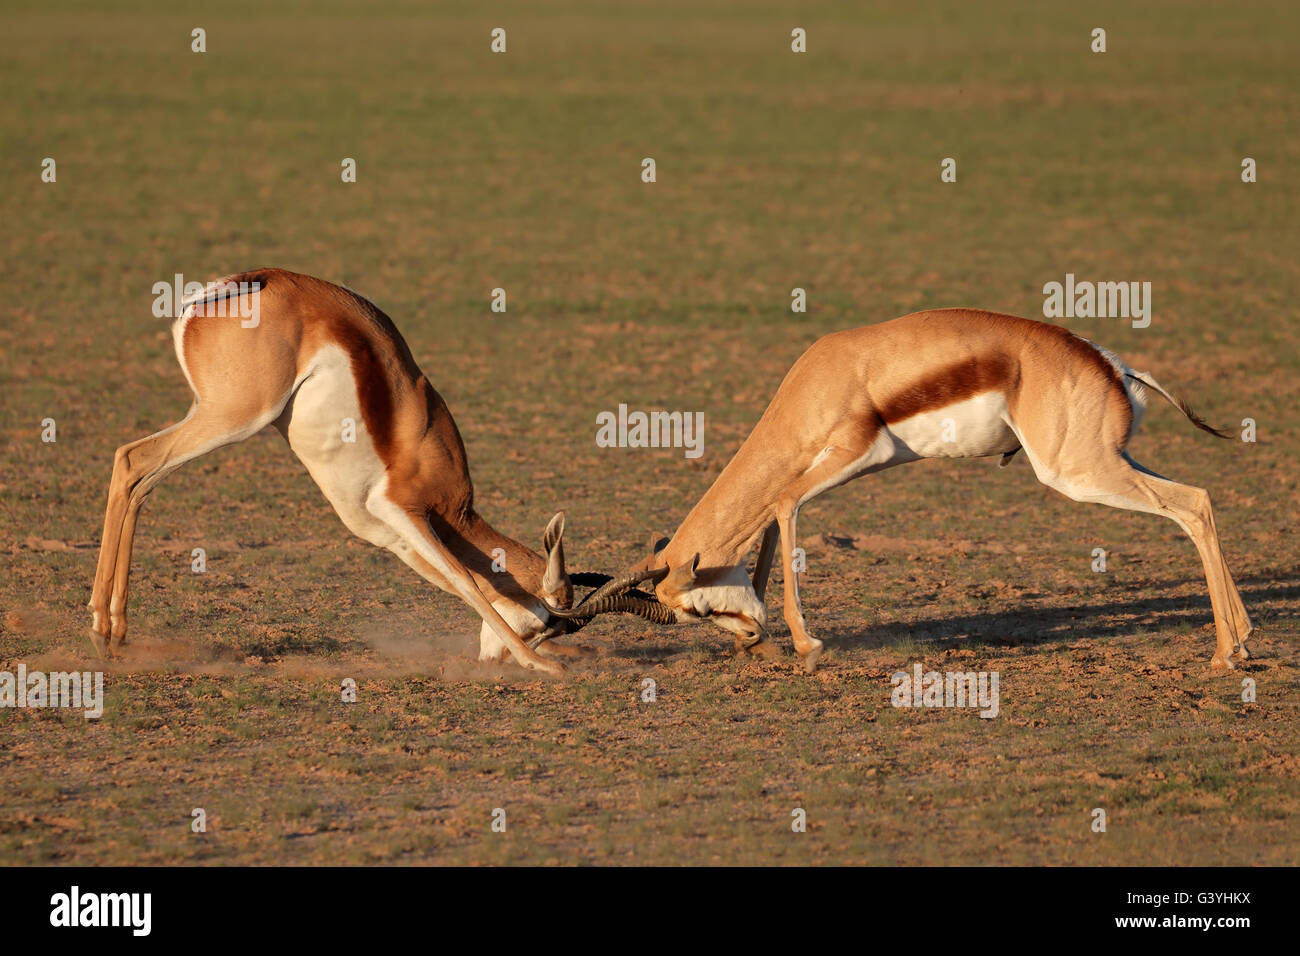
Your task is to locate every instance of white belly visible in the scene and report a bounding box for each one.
[794,392,1021,509]
[278,345,397,548]
[886,391,1019,459]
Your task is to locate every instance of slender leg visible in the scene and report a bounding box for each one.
[752,521,778,601]
[367,493,563,676]
[1223,565,1253,662]
[90,436,151,648]
[1126,456,1253,661]
[1032,451,1250,672]
[775,500,823,672]
[768,443,876,670]
[89,409,257,651]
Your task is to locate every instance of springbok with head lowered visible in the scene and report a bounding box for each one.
[89,268,592,674]
[549,309,1252,674]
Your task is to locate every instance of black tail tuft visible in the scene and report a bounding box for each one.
[1175,398,1233,440]
[1125,371,1232,440]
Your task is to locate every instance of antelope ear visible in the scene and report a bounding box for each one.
[664,552,699,592]
[541,512,567,594]
[647,533,670,556]
[543,512,566,553]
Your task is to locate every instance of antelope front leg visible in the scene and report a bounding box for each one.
[752,521,778,601]
[369,495,563,677]
[89,447,133,655]
[776,501,823,673]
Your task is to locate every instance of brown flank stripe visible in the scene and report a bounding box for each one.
[876,353,1016,426]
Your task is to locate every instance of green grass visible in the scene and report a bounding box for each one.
[1,0,1297,864]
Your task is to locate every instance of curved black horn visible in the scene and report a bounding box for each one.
[529,572,614,646]
[547,592,678,626]
[576,566,669,609]
[530,569,672,647]
[590,594,679,625]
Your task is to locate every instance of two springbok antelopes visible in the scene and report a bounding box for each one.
[90,270,1252,676]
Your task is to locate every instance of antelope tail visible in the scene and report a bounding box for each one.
[1125,371,1232,439]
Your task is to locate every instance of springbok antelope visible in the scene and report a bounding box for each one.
[547,309,1252,674]
[89,268,589,675]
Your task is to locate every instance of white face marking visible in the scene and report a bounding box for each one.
[679,566,767,633]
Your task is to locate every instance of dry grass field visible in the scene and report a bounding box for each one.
[1,0,1297,864]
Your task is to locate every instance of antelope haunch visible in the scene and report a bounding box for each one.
[563,309,1252,674]
[89,269,585,675]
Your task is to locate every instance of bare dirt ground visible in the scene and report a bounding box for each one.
[2,1,1297,864]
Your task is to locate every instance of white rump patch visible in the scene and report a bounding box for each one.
[1079,336,1149,440]
[177,275,246,319]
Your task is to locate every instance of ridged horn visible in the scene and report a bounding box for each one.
[531,568,673,647]
[576,566,669,609]
[548,593,678,626]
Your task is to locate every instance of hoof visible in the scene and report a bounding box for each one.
[1210,655,1235,675]
[527,656,565,677]
[737,638,782,660]
[86,626,110,659]
[1231,642,1250,663]
[801,645,824,674]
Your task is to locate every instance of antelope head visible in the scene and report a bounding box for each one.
[648,552,769,645]
[539,537,768,649]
